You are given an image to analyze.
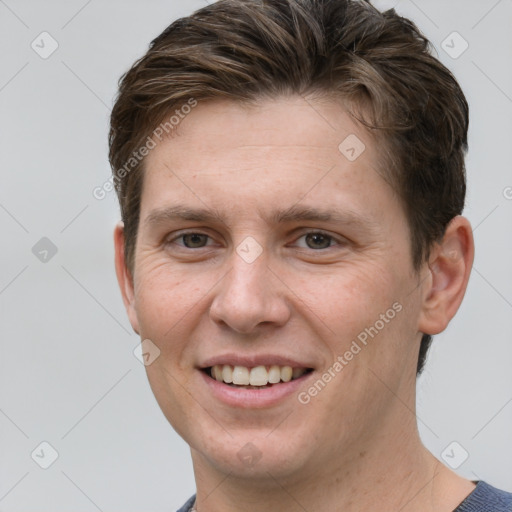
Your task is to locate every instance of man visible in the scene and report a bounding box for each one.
[109,0,512,510]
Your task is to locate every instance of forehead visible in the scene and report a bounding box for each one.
[141,95,398,224]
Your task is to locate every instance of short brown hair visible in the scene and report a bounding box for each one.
[108,0,469,374]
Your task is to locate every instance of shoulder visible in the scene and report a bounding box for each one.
[455,481,512,512]
[175,494,196,512]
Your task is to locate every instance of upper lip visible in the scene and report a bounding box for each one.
[199,353,315,369]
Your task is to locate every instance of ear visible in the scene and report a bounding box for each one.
[114,221,140,335]
[417,215,475,335]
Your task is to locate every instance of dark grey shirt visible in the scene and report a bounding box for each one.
[176,481,512,511]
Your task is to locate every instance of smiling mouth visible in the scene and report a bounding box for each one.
[202,364,314,389]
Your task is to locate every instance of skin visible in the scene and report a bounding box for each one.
[114,95,476,511]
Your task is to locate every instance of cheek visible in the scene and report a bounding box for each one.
[133,260,205,346]
[292,259,398,338]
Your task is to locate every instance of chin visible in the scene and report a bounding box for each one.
[190,427,314,481]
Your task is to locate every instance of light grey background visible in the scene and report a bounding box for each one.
[1,0,511,510]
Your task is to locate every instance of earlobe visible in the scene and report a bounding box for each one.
[113,221,140,335]
[418,216,474,335]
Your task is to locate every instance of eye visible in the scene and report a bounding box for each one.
[293,231,342,250]
[168,232,213,249]
[166,230,344,251]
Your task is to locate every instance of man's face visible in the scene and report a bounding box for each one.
[119,96,427,479]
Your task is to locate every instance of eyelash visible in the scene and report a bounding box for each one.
[166,230,345,251]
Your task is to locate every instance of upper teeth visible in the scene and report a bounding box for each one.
[211,365,307,386]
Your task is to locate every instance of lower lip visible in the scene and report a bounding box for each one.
[199,370,313,408]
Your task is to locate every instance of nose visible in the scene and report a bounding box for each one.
[209,248,291,334]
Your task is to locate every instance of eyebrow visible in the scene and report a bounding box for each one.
[144,203,378,233]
